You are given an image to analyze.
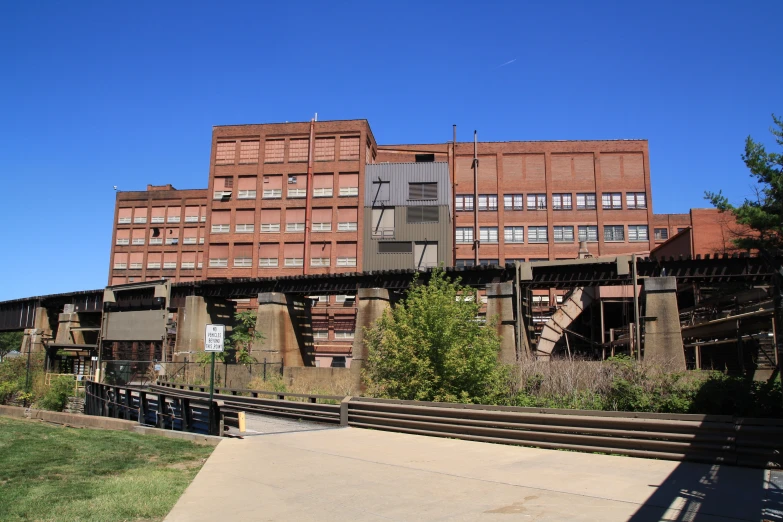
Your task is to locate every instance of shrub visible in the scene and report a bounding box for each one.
[37,375,75,412]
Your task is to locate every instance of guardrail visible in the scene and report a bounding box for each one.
[84,381,222,436]
[101,380,783,469]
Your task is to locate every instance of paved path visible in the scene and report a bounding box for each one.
[167,425,782,521]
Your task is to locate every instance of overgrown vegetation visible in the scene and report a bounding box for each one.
[0,331,23,361]
[197,310,264,366]
[363,269,511,404]
[0,417,213,522]
[37,375,76,412]
[0,354,80,411]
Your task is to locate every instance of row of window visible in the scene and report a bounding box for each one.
[210,221,358,234]
[455,192,647,212]
[114,262,203,270]
[118,215,206,225]
[214,187,359,201]
[207,257,358,268]
[455,224,649,244]
[215,137,361,165]
[116,237,205,246]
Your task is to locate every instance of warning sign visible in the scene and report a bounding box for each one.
[204,324,225,352]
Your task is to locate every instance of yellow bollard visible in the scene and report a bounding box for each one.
[238,411,246,433]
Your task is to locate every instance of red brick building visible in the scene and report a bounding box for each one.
[652,208,748,258]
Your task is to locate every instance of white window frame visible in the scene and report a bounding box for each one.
[213,190,232,200]
[578,225,598,242]
[553,226,575,243]
[284,258,304,267]
[116,238,129,246]
[149,238,163,245]
[147,262,161,269]
[336,257,357,267]
[479,227,499,243]
[163,262,177,269]
[455,227,473,244]
[337,222,357,231]
[602,193,622,210]
[259,257,279,267]
[628,225,649,242]
[528,226,548,243]
[182,237,197,245]
[286,223,305,232]
[185,215,199,223]
[576,193,597,210]
[552,193,572,210]
[235,223,255,233]
[261,223,281,232]
[339,187,359,197]
[312,222,332,232]
[287,188,307,198]
[181,261,195,269]
[209,258,228,268]
[527,194,547,210]
[133,216,147,224]
[455,195,474,211]
[310,257,330,267]
[165,238,179,245]
[335,331,355,339]
[478,194,498,211]
[151,216,165,224]
[262,189,282,199]
[504,226,524,243]
[335,294,355,304]
[233,257,253,268]
[129,262,142,270]
[117,217,131,224]
[211,224,230,233]
[504,194,523,211]
[654,228,669,241]
[238,190,257,200]
[199,237,205,244]
[132,238,145,245]
[113,263,127,270]
[313,187,333,197]
[167,215,181,223]
[604,225,625,242]
[626,192,647,209]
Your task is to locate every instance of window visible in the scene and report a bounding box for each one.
[677,227,688,234]
[340,137,360,160]
[132,238,145,245]
[167,215,180,223]
[455,259,475,268]
[238,190,256,199]
[199,237,205,244]
[312,222,331,232]
[211,224,230,233]
[147,262,161,269]
[288,188,306,198]
[407,206,439,223]
[113,262,127,270]
[478,194,498,211]
[284,257,304,267]
[414,242,438,269]
[504,194,524,211]
[286,223,305,232]
[576,193,597,210]
[336,257,357,267]
[335,294,356,303]
[339,186,359,196]
[215,142,235,165]
[289,139,309,162]
[261,223,281,232]
[183,237,197,245]
[409,182,437,200]
[479,259,499,266]
[553,226,575,243]
[479,227,498,243]
[163,261,177,269]
[116,238,129,246]
[264,140,284,163]
[456,227,473,244]
[209,258,228,268]
[654,228,669,241]
[134,216,146,224]
[628,225,649,242]
[578,225,598,242]
[263,189,282,199]
[151,215,164,224]
[259,257,278,267]
[506,258,525,265]
[213,190,232,200]
[604,225,625,242]
[314,138,335,161]
[181,261,195,269]
[527,194,546,210]
[378,242,412,254]
[149,238,163,245]
[556,295,564,305]
[239,140,259,164]
[313,330,328,340]
[236,223,254,233]
[532,295,551,306]
[455,195,474,211]
[338,221,357,231]
[335,330,355,339]
[311,257,330,267]
[165,238,179,245]
[552,193,572,210]
[504,226,524,243]
[118,216,131,224]
[415,153,435,162]
[602,193,622,209]
[371,207,394,237]
[371,181,390,203]
[313,187,333,197]
[185,215,199,223]
[288,175,297,184]
[528,226,548,243]
[626,192,647,209]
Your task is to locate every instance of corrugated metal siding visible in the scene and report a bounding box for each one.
[362,206,453,271]
[365,163,451,207]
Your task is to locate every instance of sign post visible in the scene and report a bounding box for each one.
[204,324,225,434]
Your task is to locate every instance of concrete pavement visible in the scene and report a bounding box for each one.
[166,425,781,521]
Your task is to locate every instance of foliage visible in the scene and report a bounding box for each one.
[706,114,783,252]
[0,416,213,521]
[363,268,512,404]
[0,352,45,405]
[197,310,264,366]
[0,331,23,361]
[36,375,75,412]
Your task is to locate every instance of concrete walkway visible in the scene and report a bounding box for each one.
[166,426,781,521]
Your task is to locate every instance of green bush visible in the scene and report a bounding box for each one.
[37,376,75,412]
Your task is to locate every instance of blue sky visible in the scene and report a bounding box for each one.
[0,1,780,300]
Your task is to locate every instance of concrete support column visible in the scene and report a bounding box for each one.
[174,296,234,360]
[486,282,518,364]
[55,313,83,345]
[254,293,305,367]
[643,277,686,370]
[350,288,391,369]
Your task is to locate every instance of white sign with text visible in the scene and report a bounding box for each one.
[204,324,225,352]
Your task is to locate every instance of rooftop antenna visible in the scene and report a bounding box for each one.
[314,112,318,121]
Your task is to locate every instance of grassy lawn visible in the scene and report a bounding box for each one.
[0,417,215,521]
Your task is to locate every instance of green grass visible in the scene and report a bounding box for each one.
[0,417,214,521]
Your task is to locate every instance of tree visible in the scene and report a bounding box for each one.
[706,114,783,252]
[197,310,264,366]
[362,268,511,404]
[0,331,23,362]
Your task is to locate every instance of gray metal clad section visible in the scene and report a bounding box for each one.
[362,206,453,271]
[365,163,451,207]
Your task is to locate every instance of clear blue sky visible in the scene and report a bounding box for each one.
[0,1,780,301]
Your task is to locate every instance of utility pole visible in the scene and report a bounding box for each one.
[472,131,479,265]
[631,254,641,360]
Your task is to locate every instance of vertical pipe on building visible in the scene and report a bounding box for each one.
[303,119,316,275]
[631,254,641,360]
[452,125,457,266]
[472,131,479,265]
